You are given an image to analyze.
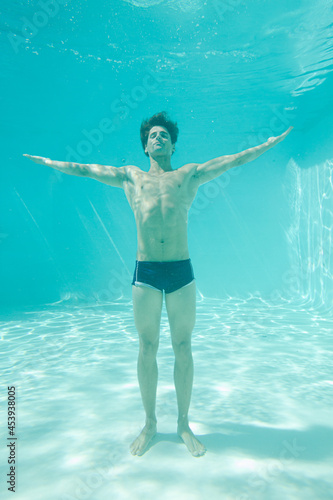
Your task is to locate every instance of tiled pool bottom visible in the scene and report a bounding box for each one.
[1,297,333,500]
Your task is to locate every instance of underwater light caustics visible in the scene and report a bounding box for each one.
[121,0,203,12]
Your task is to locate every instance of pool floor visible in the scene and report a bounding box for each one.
[1,297,333,500]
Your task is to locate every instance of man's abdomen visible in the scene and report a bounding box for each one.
[136,226,190,262]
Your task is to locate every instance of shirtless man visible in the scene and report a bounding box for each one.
[24,112,292,458]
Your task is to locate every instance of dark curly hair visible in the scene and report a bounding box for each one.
[140,111,179,156]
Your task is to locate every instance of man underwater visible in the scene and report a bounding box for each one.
[24,111,292,457]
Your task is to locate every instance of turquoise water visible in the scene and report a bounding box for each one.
[1,0,333,499]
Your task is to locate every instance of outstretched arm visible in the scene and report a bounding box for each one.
[194,126,293,186]
[23,155,127,188]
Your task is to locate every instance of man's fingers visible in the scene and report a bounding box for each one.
[23,154,37,159]
[267,126,293,146]
[276,126,293,141]
[23,154,46,163]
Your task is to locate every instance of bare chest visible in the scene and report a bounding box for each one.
[124,168,197,218]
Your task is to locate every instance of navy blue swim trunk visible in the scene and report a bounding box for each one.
[132,259,195,294]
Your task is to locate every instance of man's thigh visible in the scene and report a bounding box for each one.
[132,285,163,343]
[165,281,196,344]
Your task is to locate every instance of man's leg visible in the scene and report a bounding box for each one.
[165,280,206,457]
[130,284,163,456]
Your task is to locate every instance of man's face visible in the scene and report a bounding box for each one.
[145,126,175,158]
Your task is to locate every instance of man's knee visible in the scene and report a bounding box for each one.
[172,338,192,358]
[139,337,159,357]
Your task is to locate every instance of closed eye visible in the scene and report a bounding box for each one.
[150,132,169,139]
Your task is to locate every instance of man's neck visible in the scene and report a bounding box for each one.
[148,156,173,175]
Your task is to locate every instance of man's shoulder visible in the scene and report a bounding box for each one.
[122,164,142,177]
[177,163,199,177]
[122,164,141,171]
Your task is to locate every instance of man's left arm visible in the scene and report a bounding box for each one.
[194,126,293,185]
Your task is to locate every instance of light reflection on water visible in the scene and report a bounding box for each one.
[1,297,333,500]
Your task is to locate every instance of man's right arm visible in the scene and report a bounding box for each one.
[23,154,128,188]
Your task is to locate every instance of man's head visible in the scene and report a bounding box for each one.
[140,111,179,158]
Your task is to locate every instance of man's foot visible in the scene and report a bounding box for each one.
[130,420,157,456]
[177,422,206,457]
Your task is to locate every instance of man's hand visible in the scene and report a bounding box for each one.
[266,126,293,146]
[23,154,77,175]
[23,154,51,165]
